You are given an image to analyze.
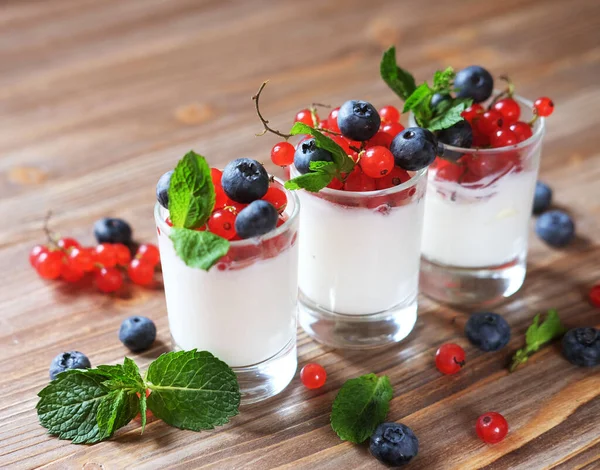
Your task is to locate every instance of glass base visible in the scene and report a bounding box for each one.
[419,253,526,307]
[298,292,418,350]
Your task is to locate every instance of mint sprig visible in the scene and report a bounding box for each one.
[37,351,240,444]
[509,309,567,372]
[380,46,417,101]
[330,373,393,444]
[170,227,230,271]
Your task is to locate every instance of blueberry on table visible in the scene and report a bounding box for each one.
[436,120,473,149]
[156,170,173,209]
[454,65,494,103]
[533,181,552,214]
[430,93,451,109]
[370,422,419,467]
[294,138,334,174]
[235,200,279,239]
[337,100,381,142]
[465,312,511,352]
[562,327,600,367]
[49,351,91,380]
[119,316,157,352]
[94,217,133,245]
[221,158,269,204]
[535,210,575,247]
[390,127,438,171]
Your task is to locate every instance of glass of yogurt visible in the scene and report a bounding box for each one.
[154,179,300,404]
[413,95,545,306]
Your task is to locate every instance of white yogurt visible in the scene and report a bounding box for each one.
[422,169,537,268]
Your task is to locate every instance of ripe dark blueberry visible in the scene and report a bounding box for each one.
[562,327,600,367]
[119,316,157,352]
[294,138,333,174]
[533,181,552,214]
[94,218,133,245]
[454,66,494,103]
[49,351,91,380]
[156,170,173,209]
[535,210,575,247]
[235,200,279,239]
[465,312,511,352]
[370,422,419,467]
[221,158,269,204]
[337,100,381,142]
[390,127,438,171]
[430,93,451,109]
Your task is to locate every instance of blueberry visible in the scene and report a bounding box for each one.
[370,422,419,467]
[390,127,438,171]
[454,66,494,103]
[465,312,511,352]
[294,138,333,174]
[156,170,173,209]
[430,93,451,109]
[436,120,473,149]
[535,210,575,247]
[119,316,157,352]
[533,181,552,214]
[49,351,91,380]
[337,100,381,142]
[562,327,600,367]
[221,158,269,204]
[94,218,133,245]
[235,200,279,239]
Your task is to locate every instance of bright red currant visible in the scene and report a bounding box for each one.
[435,343,466,375]
[69,247,95,272]
[379,105,400,123]
[60,260,85,283]
[509,122,533,142]
[262,186,287,213]
[36,251,64,280]
[327,107,341,133]
[381,122,405,138]
[327,177,344,190]
[29,245,48,267]
[589,284,600,308]
[476,412,509,444]
[210,168,222,186]
[331,135,354,155]
[375,166,411,189]
[113,243,132,266]
[461,103,484,122]
[492,98,520,125]
[435,161,465,182]
[295,109,318,126]
[128,259,155,286]
[57,237,81,252]
[208,209,237,240]
[475,110,504,136]
[94,243,117,268]
[214,185,228,209]
[359,146,395,179]
[490,129,519,148]
[465,154,504,178]
[300,363,327,389]
[533,97,554,117]
[271,142,295,167]
[344,169,377,192]
[95,267,123,293]
[137,243,160,266]
[366,131,393,149]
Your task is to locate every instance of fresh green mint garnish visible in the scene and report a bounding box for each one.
[509,309,567,372]
[380,46,417,101]
[170,227,230,271]
[37,351,240,444]
[330,373,393,444]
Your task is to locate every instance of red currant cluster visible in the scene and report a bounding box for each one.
[271,105,411,192]
[30,238,160,293]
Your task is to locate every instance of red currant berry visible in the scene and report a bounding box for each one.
[208,209,237,240]
[210,168,222,186]
[472,131,491,148]
[465,154,504,178]
[128,259,155,286]
[461,103,484,122]
[359,146,395,179]
[344,169,377,192]
[60,260,85,283]
[276,216,286,227]
[375,166,411,189]
[382,122,405,138]
[165,217,173,227]
[271,142,295,167]
[69,247,95,272]
[300,363,327,389]
[262,186,287,213]
[36,251,64,280]
[589,284,600,308]
[476,412,509,444]
[94,243,117,268]
[113,243,132,266]
[490,129,519,148]
[214,185,228,209]
[476,110,504,136]
[435,161,465,182]
[57,237,81,252]
[533,97,554,117]
[327,177,344,190]
[366,131,393,149]
[225,199,247,214]
[29,245,49,267]
[136,243,160,266]
[379,105,400,123]
[435,343,466,375]
[331,135,354,155]
[95,267,123,293]
[327,107,341,133]
[295,109,318,127]
[509,122,533,142]
[492,98,520,125]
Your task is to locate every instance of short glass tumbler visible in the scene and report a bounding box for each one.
[412,95,545,306]
[154,181,300,404]
[294,167,427,349]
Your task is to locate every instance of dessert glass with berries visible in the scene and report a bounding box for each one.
[154,152,299,404]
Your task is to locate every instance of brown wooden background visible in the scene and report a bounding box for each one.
[1,0,599,468]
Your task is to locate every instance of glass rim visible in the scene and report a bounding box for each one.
[154,176,300,246]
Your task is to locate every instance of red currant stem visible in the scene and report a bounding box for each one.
[309,107,319,127]
[349,145,361,153]
[311,102,331,109]
[252,81,293,140]
[454,357,466,367]
[487,75,514,110]
[42,210,61,249]
[528,114,539,127]
[321,128,343,137]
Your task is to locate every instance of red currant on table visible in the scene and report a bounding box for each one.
[69,247,95,272]
[208,209,237,240]
[490,129,519,148]
[113,243,132,266]
[300,363,327,389]
[128,259,155,286]
[262,186,287,213]
[375,166,411,189]
[57,237,81,251]
[476,412,509,444]
[379,105,400,123]
[435,343,466,375]
[137,243,160,266]
[533,97,554,117]
[60,260,85,283]
[344,169,377,192]
[327,107,341,133]
[475,110,504,135]
[210,167,222,186]
[381,122,405,138]
[29,244,49,267]
[589,284,600,308]
[94,243,117,268]
[95,267,123,293]
[509,121,533,142]
[359,146,395,179]
[295,109,318,126]
[271,142,295,167]
[36,251,64,280]
[461,103,484,122]
[492,98,520,125]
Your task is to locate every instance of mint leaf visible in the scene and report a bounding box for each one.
[330,374,393,444]
[290,122,354,173]
[433,67,455,91]
[170,227,230,271]
[380,46,416,101]
[97,389,139,438]
[428,100,471,131]
[168,151,215,229]
[146,350,240,431]
[285,171,333,192]
[402,83,433,113]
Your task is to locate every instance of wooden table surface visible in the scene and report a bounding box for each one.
[1,0,599,468]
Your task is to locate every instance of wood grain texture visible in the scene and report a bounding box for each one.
[1,0,599,468]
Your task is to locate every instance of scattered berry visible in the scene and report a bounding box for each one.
[435,343,465,375]
[476,412,508,444]
[492,98,520,125]
[60,260,85,283]
[262,186,287,213]
[509,121,533,142]
[378,105,400,123]
[30,245,49,267]
[375,166,411,189]
[94,243,117,268]
[156,170,173,209]
[533,97,554,117]
[370,423,419,467]
[68,247,95,272]
[533,181,552,214]
[535,210,575,247]
[359,146,395,179]
[436,120,473,148]
[221,158,269,203]
[562,327,600,367]
[49,351,91,380]
[294,138,333,174]
[295,109,318,126]
[119,316,157,352]
[136,243,160,266]
[337,100,381,142]
[454,65,494,103]
[235,200,279,239]
[381,121,405,138]
[57,237,81,251]
[113,243,132,266]
[390,127,438,171]
[327,107,341,132]
[128,259,155,286]
[36,251,64,280]
[271,142,295,167]
[589,284,600,308]
[300,363,327,389]
[465,312,511,352]
[94,218,132,245]
[208,209,237,240]
[95,267,123,293]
